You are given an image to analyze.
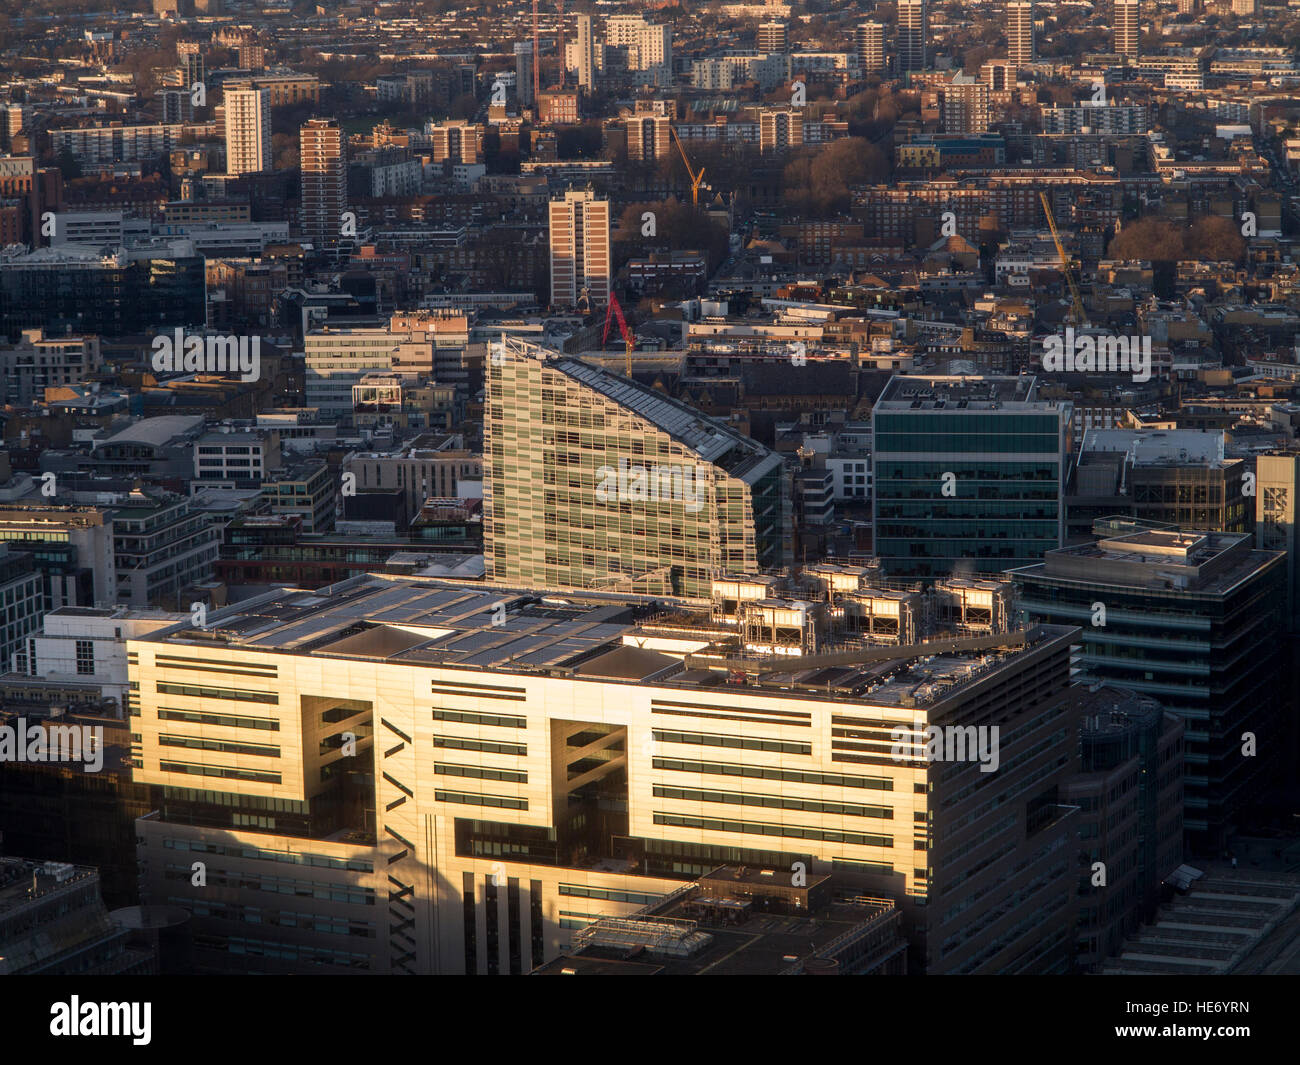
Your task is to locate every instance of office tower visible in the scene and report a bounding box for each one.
[1067,430,1250,540]
[0,705,162,909]
[515,41,535,106]
[1065,686,1184,967]
[0,859,154,974]
[548,187,610,307]
[109,489,219,608]
[576,14,598,91]
[897,0,926,76]
[299,118,345,258]
[429,121,483,165]
[223,87,271,175]
[0,244,206,339]
[942,74,990,133]
[1255,451,1300,632]
[757,21,788,53]
[157,88,192,124]
[0,328,102,406]
[1114,0,1139,59]
[0,547,42,672]
[130,573,1081,974]
[262,461,337,534]
[1008,1,1034,67]
[759,109,804,152]
[1012,527,1286,851]
[485,338,790,595]
[1231,0,1257,13]
[303,312,454,422]
[626,112,672,161]
[872,376,1072,579]
[855,22,886,75]
[0,505,116,610]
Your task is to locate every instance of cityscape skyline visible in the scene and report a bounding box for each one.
[0,0,1297,1006]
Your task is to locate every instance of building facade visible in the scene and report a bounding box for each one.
[1011,528,1286,851]
[548,188,611,308]
[129,575,1084,975]
[484,338,790,598]
[872,375,1071,579]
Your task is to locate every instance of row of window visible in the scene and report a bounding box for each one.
[157,707,279,731]
[157,682,278,704]
[435,789,528,811]
[653,785,893,820]
[654,812,893,848]
[435,763,527,783]
[159,734,280,758]
[652,757,892,790]
[163,838,372,872]
[159,760,281,784]
[654,729,811,756]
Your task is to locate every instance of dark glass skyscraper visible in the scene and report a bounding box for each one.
[1011,529,1286,850]
[872,375,1072,579]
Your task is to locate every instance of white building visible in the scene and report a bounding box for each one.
[223,87,271,175]
[18,605,186,710]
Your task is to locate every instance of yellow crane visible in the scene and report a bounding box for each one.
[1039,191,1088,328]
[670,125,707,208]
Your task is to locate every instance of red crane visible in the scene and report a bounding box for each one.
[602,293,634,376]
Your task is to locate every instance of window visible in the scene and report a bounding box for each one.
[75,639,95,675]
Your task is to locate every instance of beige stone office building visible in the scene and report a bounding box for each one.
[130,574,1083,974]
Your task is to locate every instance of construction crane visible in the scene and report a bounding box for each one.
[1039,191,1088,327]
[670,125,707,208]
[602,292,634,376]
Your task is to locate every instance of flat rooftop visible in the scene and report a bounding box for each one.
[0,858,99,916]
[139,575,1074,710]
[1014,529,1276,595]
[876,374,1057,410]
[1083,428,1227,465]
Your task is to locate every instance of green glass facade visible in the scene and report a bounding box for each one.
[873,402,1070,579]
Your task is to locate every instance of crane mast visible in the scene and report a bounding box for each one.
[670,125,706,207]
[602,293,634,377]
[1039,191,1088,327]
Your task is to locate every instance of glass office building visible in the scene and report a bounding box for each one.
[1011,529,1286,851]
[872,375,1072,579]
[484,338,790,598]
